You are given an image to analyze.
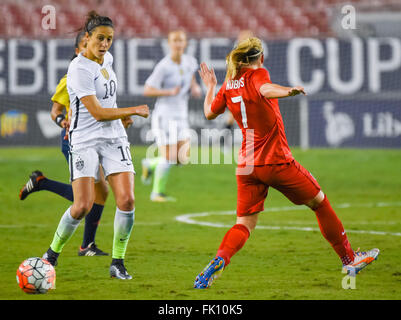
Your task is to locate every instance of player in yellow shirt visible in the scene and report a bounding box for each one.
[19,31,133,256]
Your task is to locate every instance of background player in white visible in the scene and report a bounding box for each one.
[42,11,149,280]
[142,30,201,202]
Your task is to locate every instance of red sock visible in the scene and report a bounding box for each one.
[314,195,354,265]
[216,224,250,266]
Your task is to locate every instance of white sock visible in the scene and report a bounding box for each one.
[112,207,135,259]
[50,206,81,253]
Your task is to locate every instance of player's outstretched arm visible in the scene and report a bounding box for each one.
[143,84,180,97]
[198,62,219,120]
[80,95,149,121]
[260,83,306,99]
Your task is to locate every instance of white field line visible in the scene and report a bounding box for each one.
[175,202,401,237]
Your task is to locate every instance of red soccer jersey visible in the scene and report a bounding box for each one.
[211,67,293,166]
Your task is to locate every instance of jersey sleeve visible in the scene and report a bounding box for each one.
[68,65,96,99]
[145,61,165,89]
[252,68,272,93]
[210,84,227,115]
[51,75,69,107]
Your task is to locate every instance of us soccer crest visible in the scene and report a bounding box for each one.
[75,157,84,171]
[100,68,110,80]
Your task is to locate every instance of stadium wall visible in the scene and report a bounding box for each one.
[0,37,400,148]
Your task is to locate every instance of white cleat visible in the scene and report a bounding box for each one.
[110,263,132,280]
[343,248,380,275]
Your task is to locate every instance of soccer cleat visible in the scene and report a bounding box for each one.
[110,260,132,280]
[42,247,59,267]
[141,159,152,185]
[150,192,177,203]
[194,256,225,289]
[19,170,46,200]
[343,248,380,275]
[78,242,109,256]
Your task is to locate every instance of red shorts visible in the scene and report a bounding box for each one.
[236,160,321,216]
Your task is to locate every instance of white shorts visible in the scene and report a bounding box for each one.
[151,113,191,146]
[68,137,135,182]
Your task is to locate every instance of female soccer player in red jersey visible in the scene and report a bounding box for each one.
[194,37,379,289]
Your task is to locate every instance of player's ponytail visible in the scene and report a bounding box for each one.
[225,37,263,81]
[84,10,114,35]
[70,30,86,61]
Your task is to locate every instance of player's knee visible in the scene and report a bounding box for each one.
[116,193,135,211]
[71,201,94,219]
[236,213,259,232]
[306,190,325,210]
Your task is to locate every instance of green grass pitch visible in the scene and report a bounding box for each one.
[0,146,400,300]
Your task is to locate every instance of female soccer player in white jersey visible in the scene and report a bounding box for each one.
[42,11,149,280]
[19,31,125,257]
[142,30,201,202]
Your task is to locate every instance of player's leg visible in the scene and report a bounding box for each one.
[141,112,164,185]
[194,214,258,289]
[274,160,379,273]
[272,161,355,264]
[306,190,379,274]
[305,190,355,265]
[19,130,73,201]
[150,144,175,202]
[194,170,266,289]
[79,166,109,256]
[19,171,74,201]
[107,171,135,279]
[177,138,190,165]
[216,214,257,266]
[43,145,100,266]
[43,177,95,266]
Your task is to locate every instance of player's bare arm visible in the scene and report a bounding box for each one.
[80,95,149,121]
[260,83,306,99]
[50,101,68,129]
[143,84,180,97]
[198,62,219,120]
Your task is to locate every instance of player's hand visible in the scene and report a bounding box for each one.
[288,86,306,96]
[133,105,150,118]
[63,108,72,140]
[60,119,68,129]
[168,86,181,96]
[122,116,133,129]
[63,118,71,140]
[198,62,217,88]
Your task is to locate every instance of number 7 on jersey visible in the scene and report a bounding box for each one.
[231,96,248,128]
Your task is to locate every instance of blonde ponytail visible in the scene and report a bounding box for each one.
[225,37,263,81]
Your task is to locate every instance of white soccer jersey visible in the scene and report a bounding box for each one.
[67,51,126,146]
[145,54,198,118]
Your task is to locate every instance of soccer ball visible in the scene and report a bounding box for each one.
[16,257,56,294]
